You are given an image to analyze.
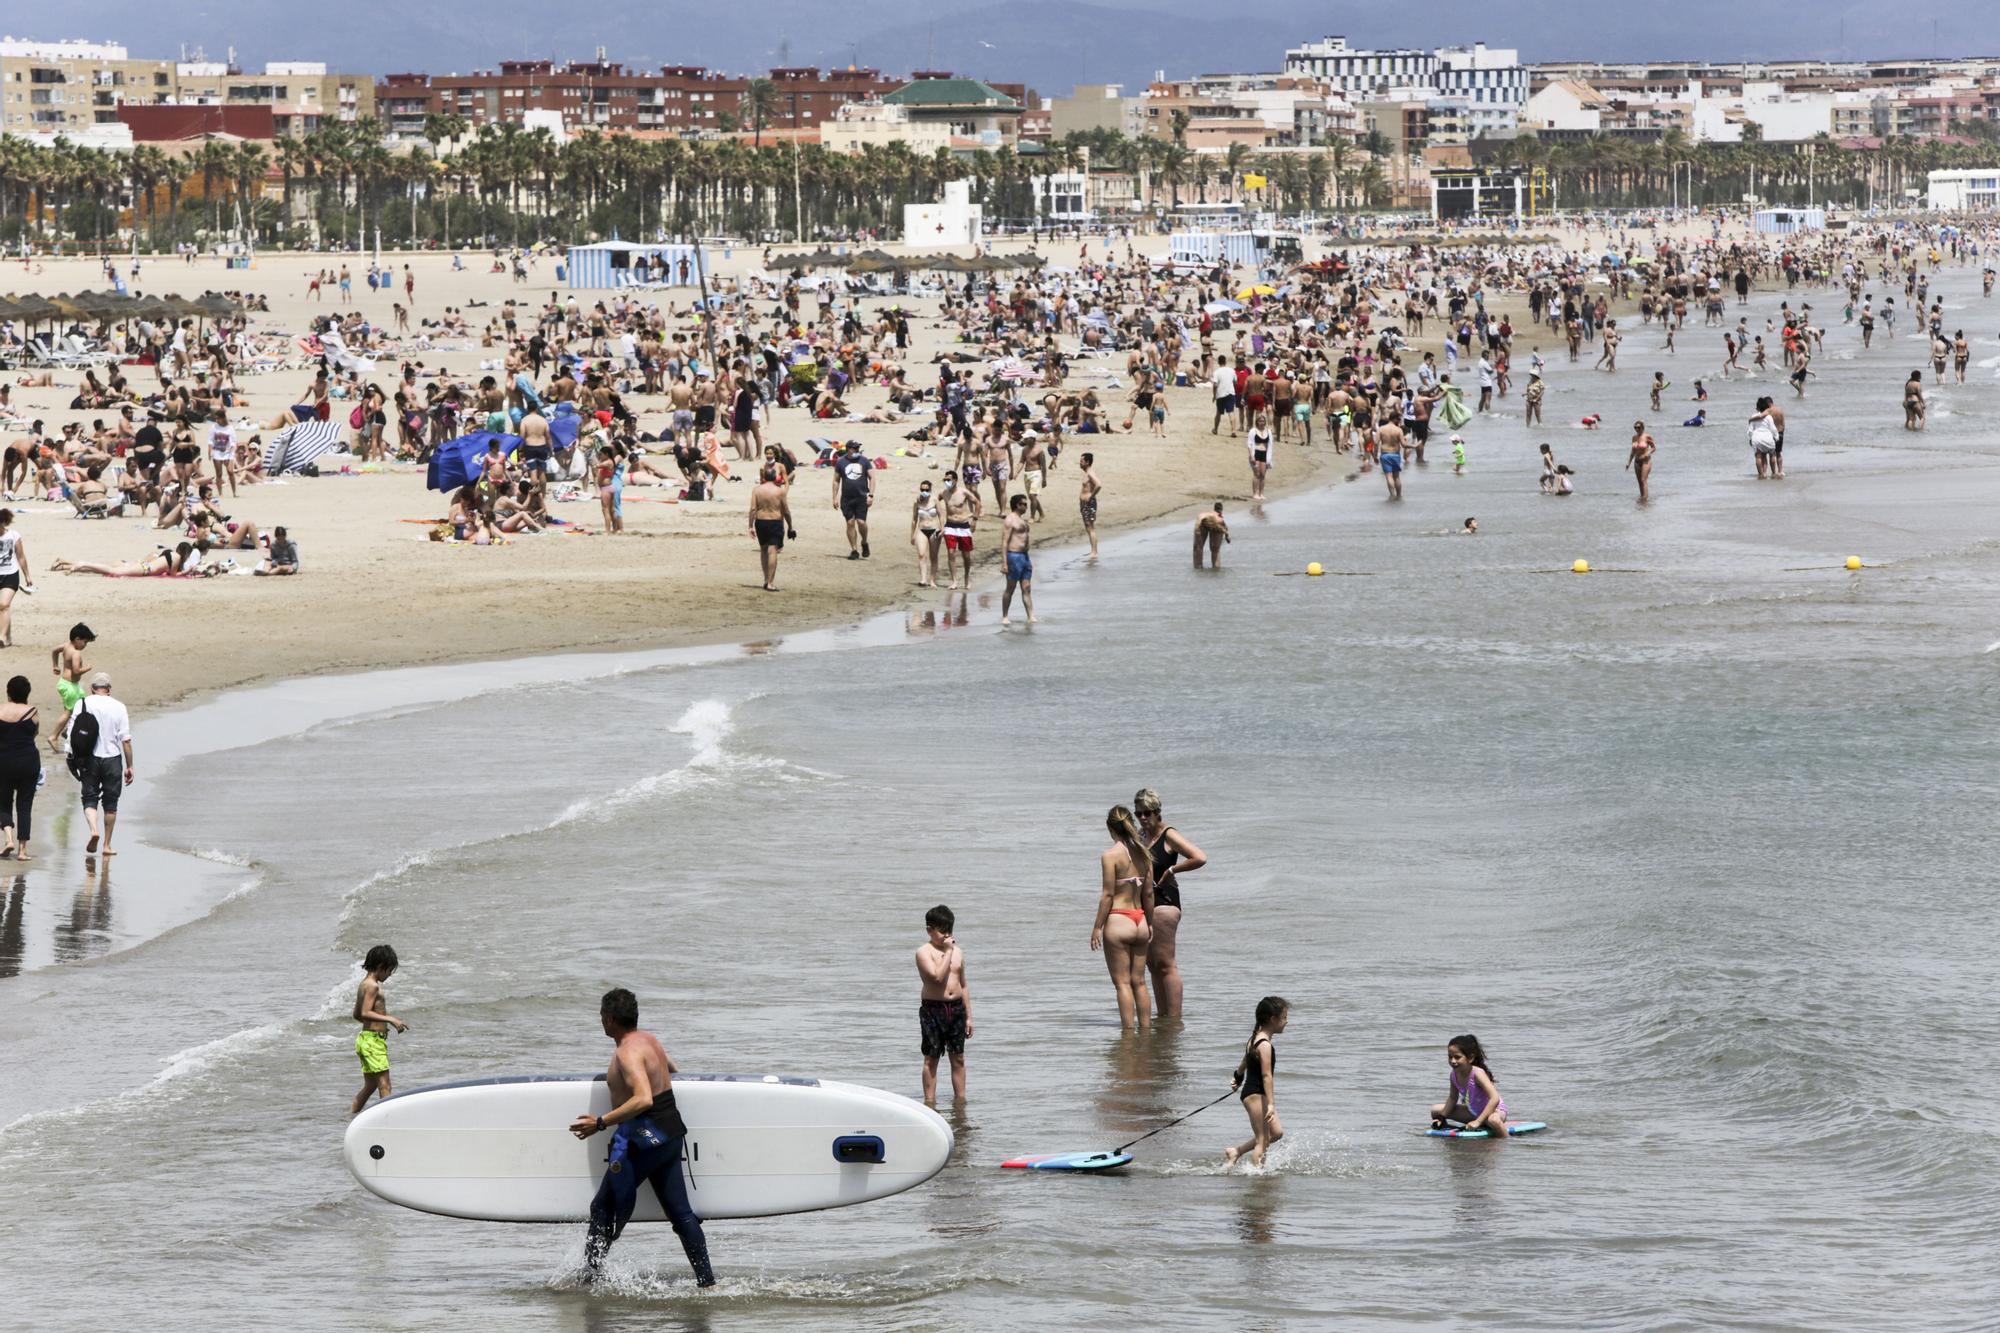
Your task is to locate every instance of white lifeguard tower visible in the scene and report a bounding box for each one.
[904,181,984,248]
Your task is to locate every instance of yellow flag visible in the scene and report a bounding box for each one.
[1243,173,1267,189]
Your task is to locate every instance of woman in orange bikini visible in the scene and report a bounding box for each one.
[1091,804,1155,1031]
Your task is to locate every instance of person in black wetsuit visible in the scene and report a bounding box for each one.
[1133,789,1207,1019]
[0,675,40,860]
[568,988,714,1286]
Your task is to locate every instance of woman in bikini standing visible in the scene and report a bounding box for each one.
[1091,805,1155,1031]
[1626,419,1657,503]
[1134,788,1206,1020]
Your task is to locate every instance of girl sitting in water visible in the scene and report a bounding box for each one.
[1430,1034,1509,1137]
[1225,996,1288,1167]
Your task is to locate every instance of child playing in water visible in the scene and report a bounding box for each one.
[350,944,408,1115]
[1451,434,1467,475]
[915,904,971,1106]
[1430,1033,1508,1137]
[1650,372,1670,411]
[1225,996,1289,1167]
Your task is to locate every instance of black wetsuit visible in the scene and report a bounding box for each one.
[584,1089,714,1285]
[1148,826,1182,910]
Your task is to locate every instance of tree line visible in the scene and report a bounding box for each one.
[1,114,1994,253]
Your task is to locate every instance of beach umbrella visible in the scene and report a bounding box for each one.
[265,417,348,475]
[1205,299,1245,314]
[1236,284,1276,299]
[427,430,522,492]
[6,295,59,326]
[990,358,1034,383]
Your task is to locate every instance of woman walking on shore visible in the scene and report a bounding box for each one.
[1091,805,1155,1031]
[0,509,29,648]
[0,675,40,860]
[1135,789,1206,1019]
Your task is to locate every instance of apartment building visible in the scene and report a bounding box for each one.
[173,60,374,138]
[1048,83,1148,140]
[0,36,174,143]
[1143,73,1358,150]
[376,61,906,138]
[1282,36,1526,137]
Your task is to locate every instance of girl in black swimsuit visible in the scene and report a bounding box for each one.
[1134,789,1206,1019]
[1226,996,1289,1167]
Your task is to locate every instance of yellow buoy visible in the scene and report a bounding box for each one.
[1845,555,1863,570]
[1305,562,1325,577]
[1572,559,1590,575]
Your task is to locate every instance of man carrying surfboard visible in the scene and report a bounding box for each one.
[569,988,715,1287]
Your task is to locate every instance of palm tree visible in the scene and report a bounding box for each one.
[741,78,780,149]
[231,142,269,243]
[1157,142,1193,207]
[161,155,194,242]
[127,145,167,249]
[1223,142,1251,201]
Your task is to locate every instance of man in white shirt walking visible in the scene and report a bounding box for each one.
[50,671,133,857]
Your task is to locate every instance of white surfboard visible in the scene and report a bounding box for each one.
[344,1072,952,1221]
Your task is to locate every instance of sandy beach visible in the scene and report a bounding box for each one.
[2,241,1358,715]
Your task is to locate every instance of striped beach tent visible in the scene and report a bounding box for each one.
[566,242,699,289]
[265,418,345,474]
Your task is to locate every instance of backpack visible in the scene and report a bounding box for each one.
[67,698,99,780]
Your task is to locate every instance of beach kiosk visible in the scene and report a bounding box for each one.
[1751,207,1825,236]
[565,240,700,289]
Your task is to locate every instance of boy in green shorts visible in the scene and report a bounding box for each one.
[52,623,94,712]
[350,944,409,1115]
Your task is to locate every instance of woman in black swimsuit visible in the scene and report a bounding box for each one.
[0,674,39,859]
[1133,788,1207,1019]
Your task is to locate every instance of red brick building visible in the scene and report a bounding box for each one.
[377,62,909,138]
[118,103,276,142]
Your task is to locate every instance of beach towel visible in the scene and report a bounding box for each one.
[1436,386,1472,430]
[264,419,345,475]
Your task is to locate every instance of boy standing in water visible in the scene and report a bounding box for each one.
[350,944,409,1115]
[915,905,971,1106]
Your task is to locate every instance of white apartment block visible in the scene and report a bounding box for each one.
[1283,35,1524,136]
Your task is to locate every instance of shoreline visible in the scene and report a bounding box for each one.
[125,443,1347,720]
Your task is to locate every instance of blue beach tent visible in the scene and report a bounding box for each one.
[428,430,521,492]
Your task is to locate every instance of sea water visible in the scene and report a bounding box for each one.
[4,270,1998,1330]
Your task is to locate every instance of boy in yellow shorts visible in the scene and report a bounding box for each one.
[350,944,409,1115]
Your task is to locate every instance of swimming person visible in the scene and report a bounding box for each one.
[1430,1034,1509,1138]
[349,944,407,1115]
[1133,789,1205,1018]
[915,904,971,1107]
[1225,996,1289,1167]
[570,987,715,1287]
[1091,805,1155,1031]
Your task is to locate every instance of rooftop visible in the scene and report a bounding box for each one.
[884,76,1019,109]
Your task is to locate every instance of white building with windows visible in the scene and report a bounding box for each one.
[1283,36,1434,93]
[1927,169,2000,210]
[1282,36,1523,138]
[1435,43,1527,137]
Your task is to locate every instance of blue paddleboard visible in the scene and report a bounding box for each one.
[1426,1120,1547,1139]
[1001,1151,1134,1171]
